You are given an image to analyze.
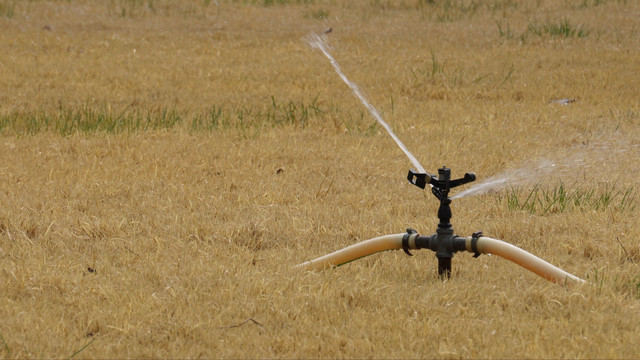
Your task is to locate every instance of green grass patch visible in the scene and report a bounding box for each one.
[0,97,380,136]
[409,50,515,89]
[526,18,590,39]
[586,267,640,300]
[501,182,635,214]
[190,96,322,132]
[0,105,182,136]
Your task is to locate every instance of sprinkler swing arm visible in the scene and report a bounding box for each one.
[297,165,586,285]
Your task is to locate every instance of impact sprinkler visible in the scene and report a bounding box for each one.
[406,166,476,278]
[304,33,585,285]
[298,165,585,286]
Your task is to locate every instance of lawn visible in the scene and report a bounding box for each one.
[1,0,639,358]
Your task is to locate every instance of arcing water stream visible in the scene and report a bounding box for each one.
[308,34,427,175]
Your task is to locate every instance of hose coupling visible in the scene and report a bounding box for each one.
[402,228,417,256]
[471,231,483,258]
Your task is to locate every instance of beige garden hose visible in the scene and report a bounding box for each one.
[469,236,585,285]
[297,233,585,285]
[296,233,406,271]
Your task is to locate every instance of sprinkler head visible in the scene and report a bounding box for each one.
[407,166,476,200]
[405,167,480,279]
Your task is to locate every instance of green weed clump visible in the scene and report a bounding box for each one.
[0,97,374,136]
[0,106,182,136]
[499,18,591,41]
[502,183,635,214]
[408,50,515,91]
[527,18,590,38]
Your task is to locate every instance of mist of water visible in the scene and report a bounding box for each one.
[451,159,558,199]
[451,140,639,199]
[307,33,427,175]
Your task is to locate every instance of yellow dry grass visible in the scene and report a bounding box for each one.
[1,0,640,358]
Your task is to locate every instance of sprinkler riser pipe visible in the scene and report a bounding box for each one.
[437,198,452,227]
[438,257,452,278]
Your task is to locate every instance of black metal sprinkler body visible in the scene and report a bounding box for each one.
[407,166,477,278]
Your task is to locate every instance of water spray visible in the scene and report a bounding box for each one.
[301,34,585,285]
[308,34,427,175]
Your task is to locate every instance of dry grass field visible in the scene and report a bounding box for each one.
[1,0,640,358]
